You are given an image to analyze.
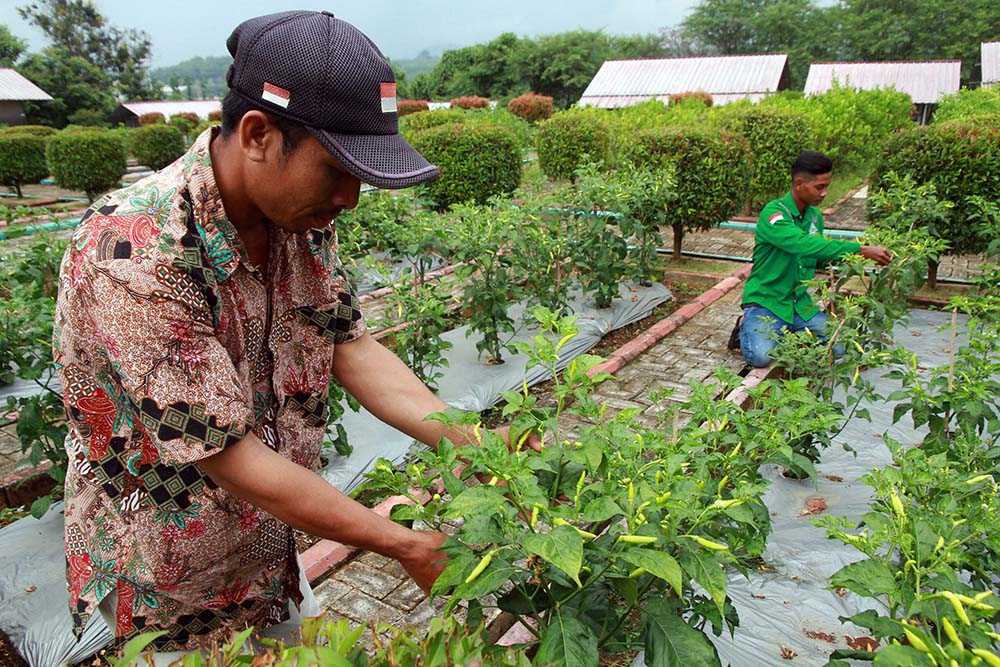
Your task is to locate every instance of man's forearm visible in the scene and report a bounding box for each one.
[197,433,419,559]
[331,333,478,449]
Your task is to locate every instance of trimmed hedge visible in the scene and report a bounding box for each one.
[169,113,199,135]
[873,121,1000,257]
[722,107,810,209]
[398,99,430,116]
[669,91,713,107]
[130,124,185,171]
[139,112,165,125]
[507,93,553,122]
[192,119,220,137]
[450,96,489,109]
[0,125,57,138]
[66,108,107,127]
[409,122,521,209]
[536,110,611,180]
[934,87,1000,124]
[400,109,469,138]
[46,130,127,202]
[208,110,222,122]
[0,135,49,197]
[624,126,751,257]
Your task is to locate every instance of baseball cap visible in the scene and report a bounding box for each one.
[225,10,439,189]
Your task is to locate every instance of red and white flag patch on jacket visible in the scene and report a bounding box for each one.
[262,82,291,109]
[768,212,785,225]
[380,82,397,113]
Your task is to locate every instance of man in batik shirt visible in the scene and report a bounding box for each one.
[54,11,520,657]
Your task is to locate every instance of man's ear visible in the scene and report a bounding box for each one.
[237,110,278,163]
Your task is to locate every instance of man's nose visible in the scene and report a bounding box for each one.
[333,175,361,210]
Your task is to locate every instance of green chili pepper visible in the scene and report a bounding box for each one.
[972,650,1000,667]
[903,629,930,654]
[941,617,963,651]
[617,534,657,545]
[684,535,729,551]
[465,549,497,584]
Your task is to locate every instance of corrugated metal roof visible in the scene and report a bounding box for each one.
[119,100,221,119]
[804,61,960,104]
[0,69,52,101]
[983,42,1000,86]
[578,55,788,108]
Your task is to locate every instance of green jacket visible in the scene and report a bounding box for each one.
[741,192,861,324]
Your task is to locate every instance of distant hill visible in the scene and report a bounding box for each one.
[392,50,440,81]
[151,56,231,99]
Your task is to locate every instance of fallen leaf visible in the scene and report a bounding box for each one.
[824,474,844,483]
[835,587,848,598]
[805,630,837,644]
[780,645,797,659]
[846,636,879,651]
[751,593,766,600]
[24,585,36,593]
[800,497,828,516]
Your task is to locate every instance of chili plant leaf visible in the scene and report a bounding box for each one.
[535,608,598,667]
[830,559,897,598]
[444,486,511,520]
[620,549,683,596]
[523,525,583,586]
[642,598,721,667]
[581,496,624,522]
[870,643,935,666]
[679,550,727,616]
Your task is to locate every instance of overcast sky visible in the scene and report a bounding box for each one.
[0,0,698,68]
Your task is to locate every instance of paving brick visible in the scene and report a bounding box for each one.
[384,579,427,612]
[329,588,404,624]
[334,562,402,600]
[380,558,408,580]
[358,551,392,569]
[314,578,352,608]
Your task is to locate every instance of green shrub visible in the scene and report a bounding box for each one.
[934,87,1000,124]
[0,124,57,138]
[399,109,469,138]
[536,109,611,180]
[0,135,49,197]
[46,130,127,202]
[398,99,430,116]
[507,93,553,122]
[464,109,533,154]
[168,112,199,135]
[669,90,713,107]
[624,126,751,257]
[66,108,107,127]
[722,107,811,209]
[130,124,185,171]
[138,112,165,125]
[208,110,221,122]
[410,122,521,208]
[191,119,219,137]
[873,121,1000,260]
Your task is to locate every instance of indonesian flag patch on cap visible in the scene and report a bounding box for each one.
[262,82,291,109]
[380,82,397,113]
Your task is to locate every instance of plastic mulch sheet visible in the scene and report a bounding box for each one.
[632,309,965,667]
[0,281,669,666]
[321,281,672,491]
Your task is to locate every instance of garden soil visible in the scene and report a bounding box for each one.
[631,309,965,667]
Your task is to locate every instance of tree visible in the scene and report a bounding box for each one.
[18,47,115,127]
[0,24,27,67]
[17,0,156,99]
[518,31,619,108]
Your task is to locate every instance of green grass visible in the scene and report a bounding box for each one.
[824,166,869,208]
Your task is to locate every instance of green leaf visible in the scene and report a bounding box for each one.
[840,610,903,640]
[430,549,477,597]
[496,585,553,615]
[108,630,167,667]
[443,486,509,520]
[535,608,598,667]
[642,598,720,667]
[619,549,682,596]
[830,559,897,598]
[29,494,52,519]
[871,644,935,666]
[523,525,583,586]
[679,550,727,615]
[581,496,623,522]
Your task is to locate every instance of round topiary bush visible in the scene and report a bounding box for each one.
[67,108,107,127]
[46,130,127,202]
[507,93,554,122]
[208,110,222,122]
[722,107,811,209]
[169,112,199,136]
[399,109,468,138]
[139,112,165,125]
[873,121,1000,259]
[536,110,611,181]
[0,135,49,197]
[398,99,430,116]
[409,122,521,209]
[130,124,185,171]
[669,91,713,107]
[191,119,219,137]
[0,124,57,138]
[450,96,490,110]
[624,126,751,257]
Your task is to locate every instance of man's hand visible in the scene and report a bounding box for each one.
[397,530,449,594]
[860,245,892,266]
[494,424,543,452]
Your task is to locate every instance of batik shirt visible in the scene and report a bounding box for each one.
[54,128,365,651]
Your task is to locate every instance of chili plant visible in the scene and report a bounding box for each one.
[364,308,839,665]
[567,212,630,309]
[380,279,455,390]
[509,205,574,316]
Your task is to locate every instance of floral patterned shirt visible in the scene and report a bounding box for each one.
[54,129,365,651]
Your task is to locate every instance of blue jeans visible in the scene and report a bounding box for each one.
[739,305,837,368]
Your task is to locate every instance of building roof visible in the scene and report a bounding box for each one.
[118,100,222,119]
[578,54,789,108]
[804,60,961,104]
[0,69,53,102]
[983,42,1000,86]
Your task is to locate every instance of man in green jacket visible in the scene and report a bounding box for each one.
[738,151,891,367]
